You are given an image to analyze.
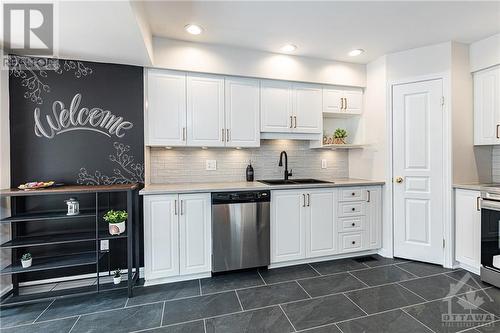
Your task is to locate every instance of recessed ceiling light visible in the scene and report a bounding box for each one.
[348,49,364,57]
[280,44,297,53]
[185,24,203,35]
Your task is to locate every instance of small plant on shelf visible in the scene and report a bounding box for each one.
[113,269,122,285]
[333,128,348,144]
[103,210,128,235]
[21,253,32,268]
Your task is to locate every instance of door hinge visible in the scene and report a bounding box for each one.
[441,96,445,107]
[442,239,445,248]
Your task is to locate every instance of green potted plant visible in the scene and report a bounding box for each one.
[333,128,348,144]
[113,269,121,285]
[21,253,32,268]
[103,210,128,235]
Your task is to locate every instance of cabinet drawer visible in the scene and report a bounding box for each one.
[339,233,363,252]
[338,202,365,217]
[340,188,364,201]
[338,216,365,232]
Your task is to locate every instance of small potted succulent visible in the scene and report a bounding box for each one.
[113,269,122,285]
[103,210,128,235]
[333,128,348,144]
[21,253,32,268]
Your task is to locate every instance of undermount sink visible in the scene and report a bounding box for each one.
[258,179,333,185]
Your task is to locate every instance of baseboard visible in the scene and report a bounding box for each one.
[458,262,480,275]
[377,248,393,259]
[269,249,379,269]
[144,272,211,286]
[1,284,12,297]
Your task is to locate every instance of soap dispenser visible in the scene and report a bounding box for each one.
[246,160,254,182]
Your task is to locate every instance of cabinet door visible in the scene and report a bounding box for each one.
[225,78,260,147]
[271,190,306,263]
[187,74,225,147]
[293,83,322,133]
[455,189,481,270]
[144,195,179,280]
[306,189,337,258]
[179,193,211,275]
[146,70,186,146]
[366,187,382,249]
[474,66,500,145]
[343,89,363,115]
[323,89,343,114]
[261,80,293,133]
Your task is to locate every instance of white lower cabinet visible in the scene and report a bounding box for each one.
[271,186,382,265]
[455,189,481,272]
[144,193,211,282]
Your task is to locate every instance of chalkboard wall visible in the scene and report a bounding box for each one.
[8,55,144,282]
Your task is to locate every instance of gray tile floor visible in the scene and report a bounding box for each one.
[0,255,498,333]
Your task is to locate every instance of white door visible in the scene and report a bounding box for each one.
[393,79,444,264]
[179,193,211,275]
[366,186,382,249]
[271,190,306,263]
[474,66,500,145]
[146,70,186,146]
[261,80,293,133]
[293,84,322,133]
[306,189,337,258]
[343,90,363,115]
[225,78,260,147]
[144,195,179,280]
[323,89,343,114]
[455,189,481,271]
[187,74,225,147]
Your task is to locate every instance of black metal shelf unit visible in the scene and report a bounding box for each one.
[0,184,141,306]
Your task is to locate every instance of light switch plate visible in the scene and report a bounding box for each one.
[321,159,327,169]
[206,160,217,171]
[100,240,109,251]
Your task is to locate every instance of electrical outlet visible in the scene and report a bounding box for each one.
[321,159,327,169]
[100,239,109,251]
[206,160,217,171]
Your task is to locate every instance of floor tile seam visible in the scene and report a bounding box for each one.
[343,262,402,273]
[198,279,203,296]
[444,273,487,291]
[160,301,166,327]
[335,323,345,333]
[307,263,322,276]
[124,297,130,308]
[279,304,298,332]
[455,319,500,333]
[67,315,80,333]
[203,318,207,333]
[234,290,244,311]
[32,298,55,324]
[346,271,369,287]
[343,292,369,316]
[130,318,203,333]
[400,307,437,333]
[294,280,313,299]
[0,315,80,330]
[395,282,428,302]
[456,292,499,318]
[390,264,419,278]
[257,270,268,285]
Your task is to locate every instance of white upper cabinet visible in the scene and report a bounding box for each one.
[455,189,481,272]
[474,66,500,145]
[293,83,322,133]
[323,88,363,116]
[187,73,225,147]
[146,70,187,146]
[225,78,260,147]
[261,80,293,133]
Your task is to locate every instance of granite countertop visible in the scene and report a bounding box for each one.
[453,183,500,191]
[140,178,385,195]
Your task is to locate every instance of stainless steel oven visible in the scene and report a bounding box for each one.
[480,191,500,287]
[211,191,270,273]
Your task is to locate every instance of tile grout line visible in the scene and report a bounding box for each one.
[347,271,369,287]
[294,280,312,299]
[257,270,267,285]
[124,297,130,308]
[68,315,81,333]
[391,264,419,278]
[32,298,55,323]
[400,307,437,333]
[343,292,369,316]
[454,291,498,319]
[203,318,207,333]
[307,263,322,276]
[160,301,166,327]
[444,272,486,291]
[198,279,203,295]
[396,282,428,302]
[234,290,244,311]
[279,304,297,332]
[335,323,346,333]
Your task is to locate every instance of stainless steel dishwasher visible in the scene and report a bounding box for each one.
[211,190,270,273]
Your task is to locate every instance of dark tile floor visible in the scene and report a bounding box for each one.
[0,255,498,333]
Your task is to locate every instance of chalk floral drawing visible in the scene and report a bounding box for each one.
[77,142,144,185]
[8,55,93,105]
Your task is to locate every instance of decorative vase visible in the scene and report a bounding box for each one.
[333,138,346,144]
[21,258,32,268]
[113,276,121,285]
[109,221,126,235]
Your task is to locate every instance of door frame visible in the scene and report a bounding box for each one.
[386,72,453,268]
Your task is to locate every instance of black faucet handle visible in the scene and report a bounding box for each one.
[288,169,293,177]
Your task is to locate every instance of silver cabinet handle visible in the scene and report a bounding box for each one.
[222,128,225,142]
[290,116,293,128]
[477,197,481,211]
[294,116,297,128]
[226,129,230,142]
[307,194,310,207]
[345,97,348,110]
[182,127,186,141]
[180,200,184,215]
[367,190,371,203]
[302,194,306,207]
[174,200,178,215]
[340,97,345,110]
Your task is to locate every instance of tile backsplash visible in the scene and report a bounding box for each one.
[493,146,500,182]
[150,140,349,183]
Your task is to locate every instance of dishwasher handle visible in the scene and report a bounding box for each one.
[212,191,271,204]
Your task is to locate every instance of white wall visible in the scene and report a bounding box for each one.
[469,33,500,72]
[153,37,366,87]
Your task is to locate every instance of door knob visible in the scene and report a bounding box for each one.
[395,176,404,184]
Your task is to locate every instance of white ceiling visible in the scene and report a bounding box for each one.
[143,1,500,64]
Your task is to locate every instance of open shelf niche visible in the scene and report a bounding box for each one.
[310,111,367,150]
